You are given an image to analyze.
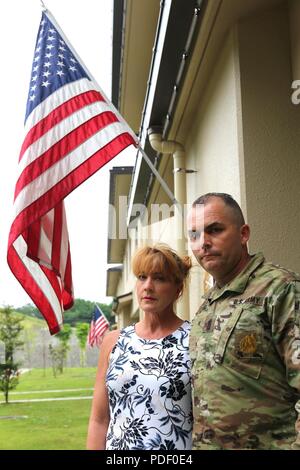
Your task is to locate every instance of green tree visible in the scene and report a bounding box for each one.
[49,324,72,376]
[63,299,113,325]
[15,299,114,326]
[0,306,24,404]
[75,323,89,367]
[15,303,41,319]
[48,343,65,378]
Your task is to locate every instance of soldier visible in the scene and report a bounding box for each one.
[187,192,300,450]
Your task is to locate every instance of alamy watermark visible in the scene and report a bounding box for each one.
[291,80,300,104]
[108,196,199,242]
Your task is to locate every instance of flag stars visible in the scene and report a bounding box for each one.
[38,29,45,41]
[26,15,90,119]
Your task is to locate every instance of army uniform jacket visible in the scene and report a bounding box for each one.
[190,253,300,450]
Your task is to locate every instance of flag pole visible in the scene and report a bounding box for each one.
[42,8,178,207]
[40,0,47,12]
[138,147,179,208]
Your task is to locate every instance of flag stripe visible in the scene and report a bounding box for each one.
[58,207,69,281]
[26,219,41,262]
[14,121,128,213]
[9,237,63,333]
[39,210,54,266]
[24,78,97,133]
[15,109,118,199]
[20,89,104,160]
[94,322,108,337]
[9,132,133,247]
[62,248,72,309]
[17,101,113,183]
[51,202,63,274]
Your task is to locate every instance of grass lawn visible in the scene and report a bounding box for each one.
[16,367,96,391]
[0,368,97,450]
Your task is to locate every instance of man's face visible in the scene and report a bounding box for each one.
[187,198,250,285]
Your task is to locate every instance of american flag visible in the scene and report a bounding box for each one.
[88,304,110,347]
[7,11,137,334]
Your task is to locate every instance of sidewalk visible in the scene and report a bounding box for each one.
[1,396,93,404]
[9,387,94,395]
[1,387,94,404]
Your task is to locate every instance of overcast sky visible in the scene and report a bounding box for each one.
[0,0,136,308]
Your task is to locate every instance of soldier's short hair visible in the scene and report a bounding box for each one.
[192,192,245,227]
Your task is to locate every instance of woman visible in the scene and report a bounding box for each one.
[87,244,193,450]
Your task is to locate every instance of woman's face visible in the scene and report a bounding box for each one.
[136,271,181,315]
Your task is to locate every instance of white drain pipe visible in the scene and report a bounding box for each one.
[148,129,189,320]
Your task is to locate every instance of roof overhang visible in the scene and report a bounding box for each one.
[107,166,133,263]
[112,0,161,134]
[114,291,133,315]
[106,265,123,297]
[113,0,206,215]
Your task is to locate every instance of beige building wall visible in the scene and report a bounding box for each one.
[185,29,243,317]
[289,0,300,80]
[238,4,300,273]
[116,303,132,329]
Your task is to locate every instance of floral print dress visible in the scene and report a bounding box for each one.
[105,321,193,450]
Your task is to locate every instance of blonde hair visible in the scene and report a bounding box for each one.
[132,244,191,291]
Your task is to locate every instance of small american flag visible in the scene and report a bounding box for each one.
[88,304,110,347]
[7,11,137,334]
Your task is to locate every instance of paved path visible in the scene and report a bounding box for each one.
[2,396,93,404]
[10,387,94,395]
[18,369,32,375]
[1,387,94,404]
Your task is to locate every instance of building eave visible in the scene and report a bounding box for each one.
[106,265,123,297]
[107,166,133,264]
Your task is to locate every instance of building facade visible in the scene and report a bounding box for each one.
[107,0,300,326]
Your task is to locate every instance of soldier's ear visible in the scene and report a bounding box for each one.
[240,224,250,245]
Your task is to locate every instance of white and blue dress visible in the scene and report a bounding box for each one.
[105,321,193,450]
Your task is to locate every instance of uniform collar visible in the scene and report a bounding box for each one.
[203,252,265,303]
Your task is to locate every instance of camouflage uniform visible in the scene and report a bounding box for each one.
[190,253,300,450]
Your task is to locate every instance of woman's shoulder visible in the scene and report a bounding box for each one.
[179,320,191,331]
[101,329,120,355]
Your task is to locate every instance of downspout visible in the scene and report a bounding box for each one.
[148,128,189,321]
